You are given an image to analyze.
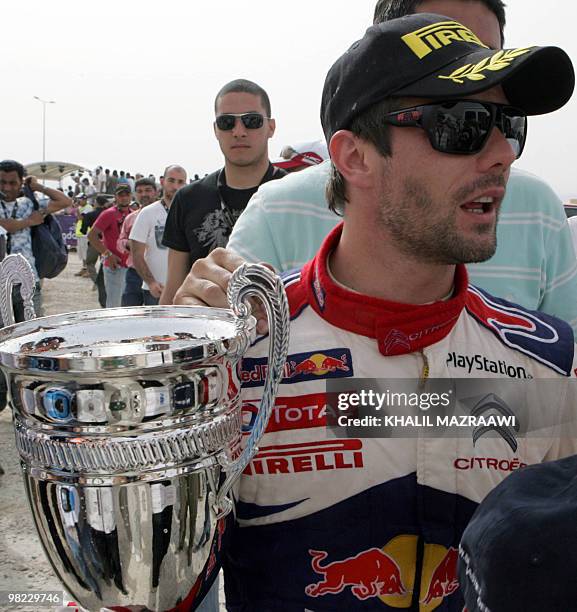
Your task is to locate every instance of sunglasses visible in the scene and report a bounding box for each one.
[383,100,527,158]
[215,112,268,131]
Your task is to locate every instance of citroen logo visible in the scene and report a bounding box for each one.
[470,393,519,452]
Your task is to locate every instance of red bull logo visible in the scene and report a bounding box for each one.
[305,548,406,600]
[303,537,460,610]
[241,349,353,388]
[290,353,350,377]
[421,547,459,604]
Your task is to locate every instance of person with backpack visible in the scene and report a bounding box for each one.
[0,159,71,320]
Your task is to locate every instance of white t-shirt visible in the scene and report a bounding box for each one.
[568,216,577,256]
[129,200,169,289]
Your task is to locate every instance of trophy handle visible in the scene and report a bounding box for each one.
[0,254,36,325]
[216,263,289,514]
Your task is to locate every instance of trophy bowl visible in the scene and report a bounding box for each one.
[0,255,289,611]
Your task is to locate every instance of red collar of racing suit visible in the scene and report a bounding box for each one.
[301,222,469,357]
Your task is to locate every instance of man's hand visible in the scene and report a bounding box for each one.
[173,248,270,333]
[24,175,42,193]
[27,210,45,226]
[106,252,121,270]
[149,280,164,299]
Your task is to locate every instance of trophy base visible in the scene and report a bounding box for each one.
[24,463,229,611]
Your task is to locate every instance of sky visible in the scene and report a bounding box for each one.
[2,0,576,200]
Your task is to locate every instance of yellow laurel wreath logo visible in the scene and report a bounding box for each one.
[438,48,533,84]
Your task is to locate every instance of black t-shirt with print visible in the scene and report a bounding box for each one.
[162,164,286,265]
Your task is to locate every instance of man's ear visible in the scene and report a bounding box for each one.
[329,131,374,190]
[267,118,276,138]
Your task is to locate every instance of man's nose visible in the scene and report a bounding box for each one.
[477,126,517,173]
[231,117,247,137]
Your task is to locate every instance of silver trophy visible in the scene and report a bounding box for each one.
[0,254,289,611]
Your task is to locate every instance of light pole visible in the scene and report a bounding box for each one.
[33,96,55,162]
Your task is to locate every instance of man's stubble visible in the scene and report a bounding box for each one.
[376,172,505,265]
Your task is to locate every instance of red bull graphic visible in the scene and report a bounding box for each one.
[241,349,353,388]
[421,547,459,604]
[305,548,406,600]
[303,537,460,610]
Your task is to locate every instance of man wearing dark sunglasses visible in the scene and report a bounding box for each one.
[175,0,577,338]
[215,15,576,611]
[160,78,286,305]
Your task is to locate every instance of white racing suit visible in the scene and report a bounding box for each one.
[223,225,577,612]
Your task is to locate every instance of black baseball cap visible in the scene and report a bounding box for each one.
[321,13,574,144]
[115,184,131,195]
[458,455,577,611]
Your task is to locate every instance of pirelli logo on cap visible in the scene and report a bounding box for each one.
[402,20,488,59]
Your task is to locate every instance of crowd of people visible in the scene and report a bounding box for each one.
[65,168,203,201]
[2,0,577,610]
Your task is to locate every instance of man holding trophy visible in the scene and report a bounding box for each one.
[217,14,577,612]
[0,12,575,612]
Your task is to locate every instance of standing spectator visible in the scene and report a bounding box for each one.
[118,171,129,185]
[126,172,135,193]
[94,167,107,193]
[104,168,113,194]
[160,79,286,304]
[107,170,119,195]
[81,195,108,306]
[117,177,157,306]
[87,184,131,307]
[74,197,94,277]
[130,166,187,305]
[0,159,72,319]
[72,174,82,196]
[81,177,97,203]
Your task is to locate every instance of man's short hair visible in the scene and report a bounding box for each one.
[95,195,108,206]
[0,160,25,179]
[134,177,157,190]
[162,164,187,179]
[373,0,506,46]
[214,79,272,117]
[326,98,397,215]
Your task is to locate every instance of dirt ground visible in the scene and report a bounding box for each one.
[0,254,225,611]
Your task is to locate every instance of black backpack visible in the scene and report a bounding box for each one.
[24,185,68,279]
